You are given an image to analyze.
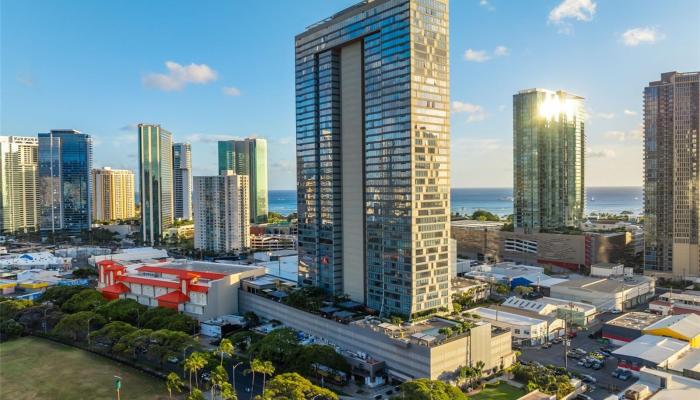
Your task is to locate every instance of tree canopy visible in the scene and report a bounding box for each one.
[471,210,500,222]
[61,289,107,313]
[260,372,337,400]
[38,286,87,307]
[395,379,468,400]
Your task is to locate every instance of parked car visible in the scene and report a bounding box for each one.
[575,348,588,355]
[583,359,594,368]
[167,356,179,364]
[582,374,597,384]
[591,361,603,370]
[611,308,622,314]
[577,359,587,366]
[576,394,594,400]
[541,343,552,349]
[567,331,578,338]
[618,370,633,381]
[552,337,563,344]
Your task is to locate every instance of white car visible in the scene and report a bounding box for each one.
[582,374,597,384]
[610,308,622,314]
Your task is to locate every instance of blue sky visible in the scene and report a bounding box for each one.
[2,0,698,189]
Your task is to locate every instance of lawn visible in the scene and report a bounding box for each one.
[0,337,175,400]
[471,382,526,400]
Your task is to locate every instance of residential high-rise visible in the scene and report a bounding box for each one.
[138,124,174,244]
[0,136,39,233]
[644,72,700,276]
[513,89,585,234]
[38,129,93,234]
[92,167,135,222]
[193,171,250,253]
[295,0,451,318]
[172,142,193,221]
[217,138,268,223]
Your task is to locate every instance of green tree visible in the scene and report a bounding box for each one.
[0,319,24,341]
[0,299,33,322]
[61,289,107,313]
[514,285,533,297]
[220,381,237,400]
[97,298,147,326]
[452,302,463,315]
[149,329,197,368]
[260,372,338,400]
[492,283,510,295]
[396,379,467,400]
[210,365,229,400]
[166,372,184,400]
[39,285,86,307]
[53,311,105,341]
[185,352,208,391]
[471,210,500,222]
[217,337,234,366]
[187,388,205,400]
[293,344,351,377]
[113,328,154,359]
[250,328,299,365]
[89,321,137,349]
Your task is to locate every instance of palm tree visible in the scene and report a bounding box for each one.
[166,372,184,399]
[187,388,205,400]
[475,360,485,385]
[210,365,229,400]
[259,360,275,395]
[185,352,207,392]
[218,338,234,366]
[245,359,263,400]
[220,382,237,400]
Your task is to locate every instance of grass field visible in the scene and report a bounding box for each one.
[470,381,526,400]
[0,337,174,400]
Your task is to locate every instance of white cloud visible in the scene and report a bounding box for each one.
[622,27,665,46]
[143,61,218,91]
[587,148,616,158]
[464,46,509,62]
[549,0,596,23]
[185,133,243,143]
[222,86,241,96]
[596,112,615,120]
[494,46,509,56]
[479,0,495,11]
[452,101,486,122]
[464,49,490,62]
[603,124,643,141]
[624,109,637,116]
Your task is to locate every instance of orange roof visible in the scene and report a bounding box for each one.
[116,275,180,289]
[156,290,189,304]
[101,282,130,294]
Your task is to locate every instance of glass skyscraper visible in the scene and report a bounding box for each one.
[217,138,268,223]
[138,124,174,244]
[38,129,93,234]
[513,89,585,234]
[173,142,193,221]
[644,71,700,276]
[295,0,451,318]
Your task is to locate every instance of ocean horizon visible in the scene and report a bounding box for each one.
[269,186,644,217]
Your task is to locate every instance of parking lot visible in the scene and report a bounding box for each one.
[519,331,636,400]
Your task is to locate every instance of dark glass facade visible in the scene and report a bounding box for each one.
[138,124,174,244]
[296,0,451,318]
[217,138,268,224]
[38,129,93,234]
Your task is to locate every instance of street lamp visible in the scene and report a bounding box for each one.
[87,316,94,346]
[182,344,194,377]
[232,362,242,394]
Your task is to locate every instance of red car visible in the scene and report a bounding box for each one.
[567,331,578,338]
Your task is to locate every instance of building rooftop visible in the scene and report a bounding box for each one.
[668,349,700,373]
[606,312,663,330]
[551,275,653,293]
[612,335,689,365]
[451,219,505,230]
[451,277,489,290]
[536,296,597,314]
[644,314,700,340]
[471,306,547,326]
[660,290,700,302]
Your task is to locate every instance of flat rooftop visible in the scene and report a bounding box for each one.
[133,260,262,276]
[606,312,663,330]
[471,306,547,326]
[612,335,689,364]
[552,275,652,292]
[451,219,505,230]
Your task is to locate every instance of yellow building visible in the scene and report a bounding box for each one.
[92,167,136,222]
[642,313,700,348]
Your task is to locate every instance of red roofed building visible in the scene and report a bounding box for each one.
[97,259,265,319]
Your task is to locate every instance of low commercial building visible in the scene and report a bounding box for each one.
[250,234,297,251]
[90,247,169,266]
[612,334,695,373]
[621,367,700,400]
[238,289,516,382]
[548,275,655,311]
[97,259,265,320]
[650,291,700,316]
[451,224,629,271]
[589,262,627,278]
[501,296,597,327]
[463,262,549,289]
[470,306,563,346]
[451,277,490,303]
[200,315,246,338]
[602,312,663,346]
[642,314,700,348]
[0,251,70,270]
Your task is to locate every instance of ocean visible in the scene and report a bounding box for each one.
[269,187,643,218]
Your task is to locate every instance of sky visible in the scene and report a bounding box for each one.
[2,0,699,190]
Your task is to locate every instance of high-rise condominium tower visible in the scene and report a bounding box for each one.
[92,167,135,222]
[513,89,585,234]
[173,142,193,220]
[217,138,268,223]
[644,71,700,276]
[138,124,174,244]
[0,136,39,233]
[193,172,250,253]
[38,129,93,234]
[295,0,451,318]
